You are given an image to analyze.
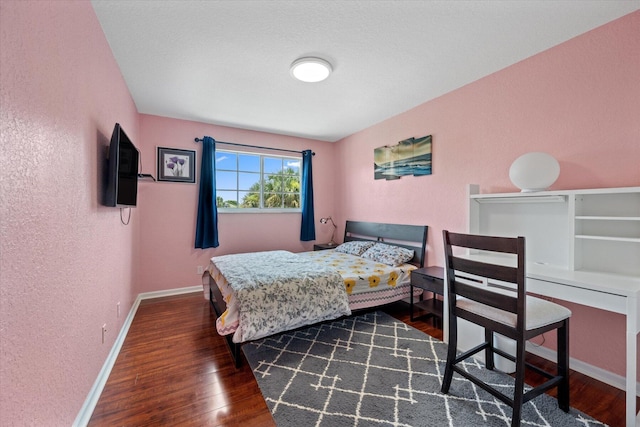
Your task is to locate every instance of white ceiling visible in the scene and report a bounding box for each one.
[91,1,639,142]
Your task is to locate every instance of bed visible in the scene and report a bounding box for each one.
[202,220,428,366]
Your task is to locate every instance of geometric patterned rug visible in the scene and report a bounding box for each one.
[243,311,607,427]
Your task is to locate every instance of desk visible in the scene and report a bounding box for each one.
[466,184,640,426]
[451,258,640,426]
[526,264,640,427]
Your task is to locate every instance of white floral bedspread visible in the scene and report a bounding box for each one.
[206,250,351,343]
[203,249,421,342]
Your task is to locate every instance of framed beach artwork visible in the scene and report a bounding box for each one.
[157,147,196,183]
[374,135,432,180]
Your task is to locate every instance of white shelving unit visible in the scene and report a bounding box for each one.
[462,184,640,426]
[469,185,640,276]
[573,190,640,276]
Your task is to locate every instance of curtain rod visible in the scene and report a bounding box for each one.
[194,137,314,156]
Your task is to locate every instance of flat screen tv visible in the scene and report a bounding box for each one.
[104,123,139,207]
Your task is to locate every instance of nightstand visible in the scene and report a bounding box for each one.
[314,243,338,251]
[410,266,444,325]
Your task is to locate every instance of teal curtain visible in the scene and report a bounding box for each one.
[300,150,315,241]
[195,136,219,248]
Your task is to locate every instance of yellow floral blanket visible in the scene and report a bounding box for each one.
[296,250,418,309]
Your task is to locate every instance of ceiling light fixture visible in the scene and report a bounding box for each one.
[290,57,332,83]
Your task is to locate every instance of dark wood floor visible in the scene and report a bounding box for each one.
[89,292,629,426]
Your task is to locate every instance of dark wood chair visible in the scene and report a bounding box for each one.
[440,230,571,427]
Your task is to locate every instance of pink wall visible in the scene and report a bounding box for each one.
[334,12,640,377]
[136,114,336,293]
[0,1,140,425]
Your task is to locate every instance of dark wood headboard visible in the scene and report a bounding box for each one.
[343,220,428,268]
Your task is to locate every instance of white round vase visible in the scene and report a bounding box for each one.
[509,152,560,192]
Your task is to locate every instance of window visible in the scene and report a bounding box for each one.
[215,149,302,211]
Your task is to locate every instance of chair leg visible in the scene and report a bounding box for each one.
[510,338,526,427]
[441,316,458,394]
[557,320,570,412]
[484,328,495,370]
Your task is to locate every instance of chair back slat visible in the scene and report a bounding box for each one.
[450,256,518,284]
[454,281,519,314]
[447,232,519,254]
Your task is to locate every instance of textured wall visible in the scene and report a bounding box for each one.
[334,12,640,377]
[0,1,139,424]
[136,114,336,293]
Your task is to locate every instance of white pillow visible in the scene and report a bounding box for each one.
[361,243,414,266]
[334,241,376,256]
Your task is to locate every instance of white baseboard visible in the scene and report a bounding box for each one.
[138,285,201,301]
[73,285,202,427]
[526,342,640,396]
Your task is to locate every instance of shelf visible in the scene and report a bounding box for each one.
[137,173,156,181]
[575,216,640,221]
[575,235,640,243]
[413,298,443,318]
[474,195,566,204]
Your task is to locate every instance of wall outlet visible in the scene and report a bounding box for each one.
[197,265,204,275]
[117,302,121,318]
[102,324,107,344]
